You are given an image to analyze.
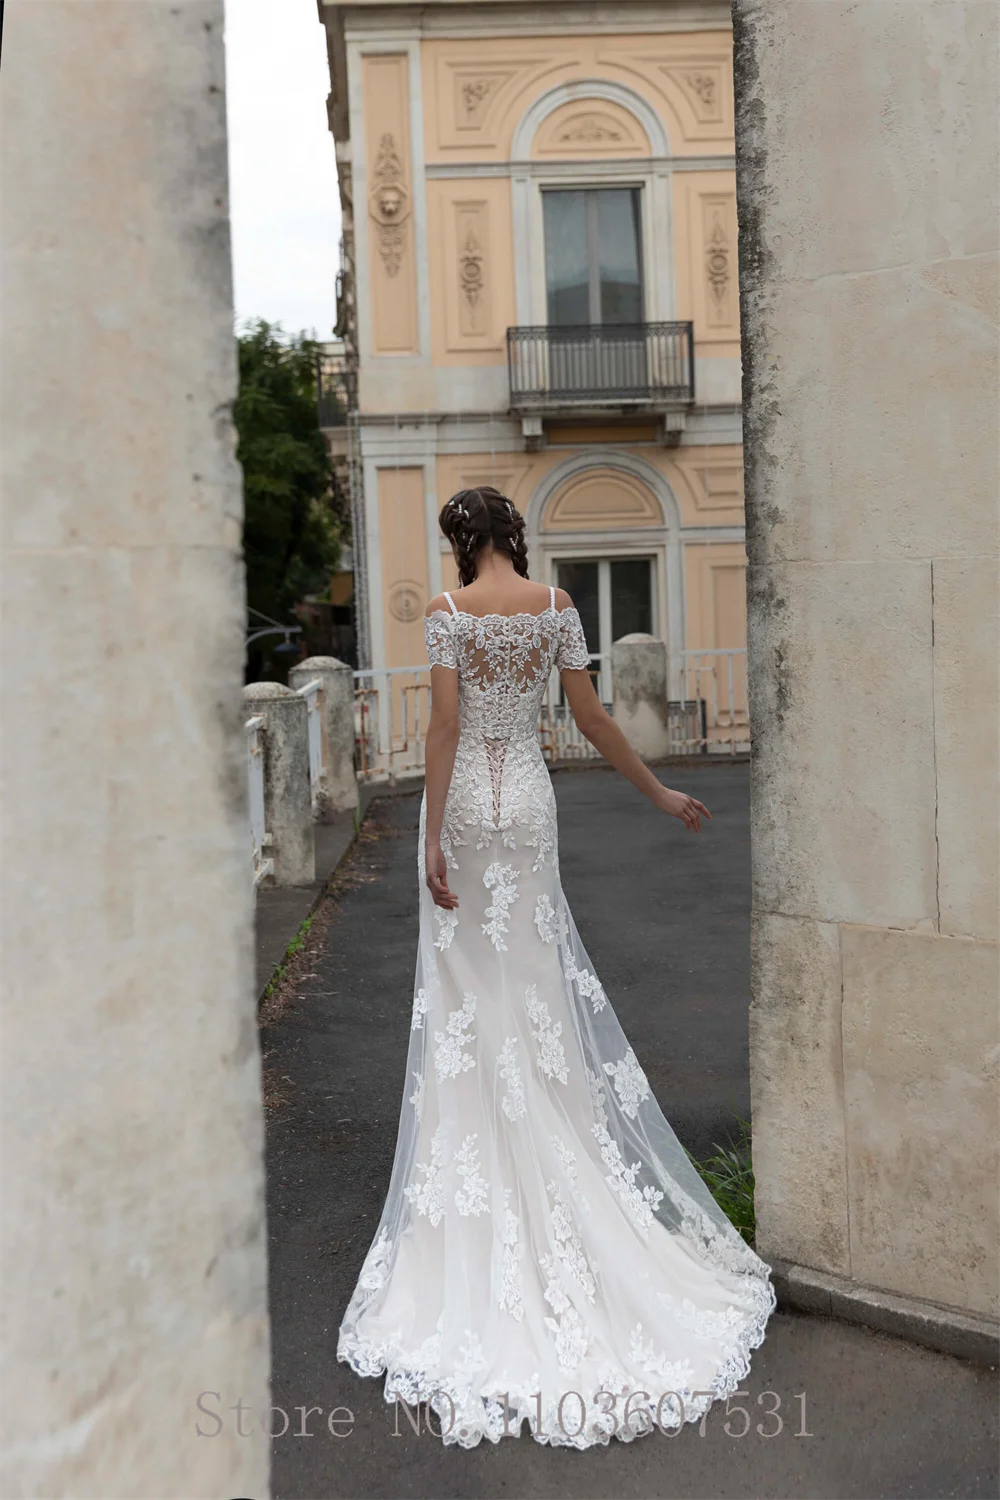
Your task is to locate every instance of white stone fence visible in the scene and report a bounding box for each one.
[244,641,747,888]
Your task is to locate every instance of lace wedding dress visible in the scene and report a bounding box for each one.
[337,589,776,1448]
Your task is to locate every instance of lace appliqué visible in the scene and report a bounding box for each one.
[408,1071,425,1119]
[603,1048,650,1119]
[482,862,518,950]
[566,954,607,1013]
[534,893,564,943]
[411,987,431,1032]
[404,1123,448,1226]
[499,1192,524,1321]
[525,983,569,1084]
[628,1324,695,1394]
[555,607,591,672]
[657,1289,754,1341]
[498,1037,527,1121]
[424,613,457,669]
[541,1258,590,1374]
[552,1134,590,1213]
[434,993,477,1083]
[434,908,458,950]
[357,1229,392,1301]
[454,1134,489,1216]
[547,1184,597,1300]
[592,1122,664,1234]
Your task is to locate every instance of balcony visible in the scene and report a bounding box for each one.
[507,321,694,433]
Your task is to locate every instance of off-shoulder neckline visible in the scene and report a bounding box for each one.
[427,605,578,623]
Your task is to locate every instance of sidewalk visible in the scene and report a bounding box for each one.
[260,771,999,1500]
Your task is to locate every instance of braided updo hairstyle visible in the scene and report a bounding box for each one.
[439,486,529,588]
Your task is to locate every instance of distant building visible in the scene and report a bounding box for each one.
[318,0,747,736]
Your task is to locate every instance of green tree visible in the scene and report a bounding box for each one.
[234,320,340,633]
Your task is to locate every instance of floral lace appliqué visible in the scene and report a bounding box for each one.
[434,908,458,951]
[498,1037,527,1121]
[603,1048,650,1119]
[482,862,518,950]
[404,1124,448,1226]
[525,983,569,1084]
[592,1122,663,1234]
[565,955,607,1013]
[454,1134,489,1216]
[499,1191,524,1321]
[434,993,477,1083]
[534,893,560,943]
[411,987,430,1032]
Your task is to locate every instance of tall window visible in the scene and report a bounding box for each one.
[543,188,644,326]
[555,557,654,700]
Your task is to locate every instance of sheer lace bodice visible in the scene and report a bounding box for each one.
[424,591,590,743]
[337,585,776,1450]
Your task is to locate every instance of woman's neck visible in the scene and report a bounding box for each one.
[471,548,516,583]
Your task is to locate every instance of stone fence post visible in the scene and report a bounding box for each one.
[611,633,671,760]
[243,683,315,886]
[288,655,359,817]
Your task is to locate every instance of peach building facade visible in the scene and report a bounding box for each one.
[320,0,747,728]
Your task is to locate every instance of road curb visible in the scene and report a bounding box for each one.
[768,1257,1000,1366]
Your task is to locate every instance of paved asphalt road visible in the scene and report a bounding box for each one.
[261,766,999,1500]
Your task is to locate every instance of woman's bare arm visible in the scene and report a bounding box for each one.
[423,661,461,907]
[559,667,711,832]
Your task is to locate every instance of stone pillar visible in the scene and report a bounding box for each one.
[243,683,316,886]
[611,634,671,760]
[288,656,359,817]
[1,3,270,1497]
[733,0,998,1320]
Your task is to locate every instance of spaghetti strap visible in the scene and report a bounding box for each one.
[443,591,459,617]
[549,584,556,612]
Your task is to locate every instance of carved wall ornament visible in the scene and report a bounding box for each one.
[388,580,423,625]
[369,133,410,278]
[685,72,717,107]
[555,113,624,144]
[659,61,726,125]
[459,225,484,308]
[706,212,730,309]
[461,77,497,119]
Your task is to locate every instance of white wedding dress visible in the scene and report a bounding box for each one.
[337,589,776,1448]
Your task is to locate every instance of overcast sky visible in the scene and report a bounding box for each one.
[226,0,342,338]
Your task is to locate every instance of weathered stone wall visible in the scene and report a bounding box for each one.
[1,3,270,1495]
[733,0,999,1315]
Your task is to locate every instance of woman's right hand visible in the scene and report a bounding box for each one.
[655,785,712,833]
[426,839,459,909]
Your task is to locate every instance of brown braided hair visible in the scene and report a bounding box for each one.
[438,487,529,588]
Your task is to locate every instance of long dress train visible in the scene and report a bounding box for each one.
[337,589,776,1448]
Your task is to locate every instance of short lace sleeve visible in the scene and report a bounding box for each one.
[555,606,591,671]
[424,612,457,670]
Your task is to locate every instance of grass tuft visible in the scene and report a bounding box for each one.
[686,1115,758,1245]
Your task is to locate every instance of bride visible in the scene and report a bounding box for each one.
[337,486,776,1448]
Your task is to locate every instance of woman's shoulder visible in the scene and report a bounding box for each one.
[552,586,575,614]
[425,594,453,618]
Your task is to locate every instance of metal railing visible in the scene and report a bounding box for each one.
[245,715,273,888]
[351,648,748,779]
[538,659,607,762]
[295,678,324,811]
[315,347,357,428]
[353,667,433,782]
[677,649,749,755]
[507,321,695,410]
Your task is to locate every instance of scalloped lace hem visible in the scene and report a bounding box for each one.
[336,1275,777,1450]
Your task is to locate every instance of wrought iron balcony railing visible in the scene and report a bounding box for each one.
[507,321,694,411]
[315,347,357,428]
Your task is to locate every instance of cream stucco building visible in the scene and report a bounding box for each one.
[319,0,748,735]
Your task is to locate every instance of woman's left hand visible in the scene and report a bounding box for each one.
[656,786,712,833]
